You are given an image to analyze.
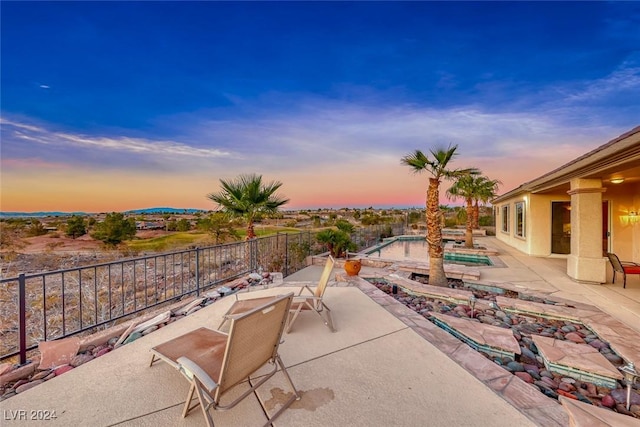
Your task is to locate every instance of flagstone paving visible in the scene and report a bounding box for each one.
[532,335,623,388]
[429,312,521,359]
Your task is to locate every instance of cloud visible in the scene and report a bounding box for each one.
[0,117,236,172]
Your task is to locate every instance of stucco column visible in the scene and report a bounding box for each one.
[567,178,607,283]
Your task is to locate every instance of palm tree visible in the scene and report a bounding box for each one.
[472,177,501,230]
[448,175,502,248]
[207,174,289,239]
[447,174,477,248]
[401,145,479,287]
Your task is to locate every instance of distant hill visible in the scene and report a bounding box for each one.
[124,208,205,215]
[0,211,87,218]
[0,208,206,218]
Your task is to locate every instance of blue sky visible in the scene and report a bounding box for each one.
[1,1,639,211]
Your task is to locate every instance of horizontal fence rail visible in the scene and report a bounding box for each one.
[0,224,404,364]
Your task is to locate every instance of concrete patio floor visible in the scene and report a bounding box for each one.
[2,236,640,426]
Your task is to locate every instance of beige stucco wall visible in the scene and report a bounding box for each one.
[495,194,530,254]
[495,193,571,257]
[495,180,639,284]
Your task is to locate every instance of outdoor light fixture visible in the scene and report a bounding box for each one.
[469,294,477,318]
[619,362,639,411]
[610,177,625,184]
[622,211,639,226]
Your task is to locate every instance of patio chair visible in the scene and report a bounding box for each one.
[219,256,336,333]
[286,255,336,333]
[149,293,299,427]
[606,252,640,289]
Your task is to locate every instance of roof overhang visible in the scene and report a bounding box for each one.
[493,126,640,203]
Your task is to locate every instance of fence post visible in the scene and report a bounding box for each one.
[284,233,289,277]
[195,248,200,296]
[18,273,27,365]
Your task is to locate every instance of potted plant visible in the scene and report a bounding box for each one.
[316,223,361,276]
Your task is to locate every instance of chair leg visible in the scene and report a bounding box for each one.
[286,305,304,333]
[192,381,215,427]
[182,383,198,418]
[261,357,300,427]
[321,303,335,332]
[623,273,627,289]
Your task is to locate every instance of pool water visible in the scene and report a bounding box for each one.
[366,238,492,266]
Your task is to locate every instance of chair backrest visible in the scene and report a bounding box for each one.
[216,293,293,399]
[607,253,625,273]
[314,256,335,298]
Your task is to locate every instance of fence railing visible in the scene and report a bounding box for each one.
[0,224,404,364]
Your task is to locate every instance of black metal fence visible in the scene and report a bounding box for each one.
[0,224,404,364]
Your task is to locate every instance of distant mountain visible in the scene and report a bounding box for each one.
[0,208,206,218]
[124,207,205,215]
[0,211,87,218]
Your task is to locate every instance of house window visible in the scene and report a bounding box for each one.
[515,202,525,238]
[501,205,509,233]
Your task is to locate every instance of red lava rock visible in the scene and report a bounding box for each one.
[91,345,109,355]
[557,389,578,400]
[31,370,52,381]
[564,332,585,344]
[585,383,597,396]
[514,372,534,383]
[95,348,111,357]
[54,365,74,376]
[611,388,640,406]
[558,382,575,392]
[71,353,95,367]
[15,380,44,393]
[13,379,29,389]
[541,376,558,388]
[602,394,616,408]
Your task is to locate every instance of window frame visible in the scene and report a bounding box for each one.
[515,201,525,238]
[501,205,510,233]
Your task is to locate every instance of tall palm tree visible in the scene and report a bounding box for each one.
[447,174,477,248]
[472,177,501,230]
[207,174,289,239]
[448,175,502,248]
[401,145,479,287]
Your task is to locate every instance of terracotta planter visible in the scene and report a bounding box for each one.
[344,259,362,276]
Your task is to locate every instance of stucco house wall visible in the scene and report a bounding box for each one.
[493,126,640,284]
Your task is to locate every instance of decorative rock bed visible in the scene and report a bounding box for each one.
[369,277,640,420]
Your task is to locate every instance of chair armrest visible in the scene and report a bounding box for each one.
[621,261,640,267]
[296,285,315,296]
[177,356,218,393]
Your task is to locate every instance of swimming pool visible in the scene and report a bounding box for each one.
[365,237,492,266]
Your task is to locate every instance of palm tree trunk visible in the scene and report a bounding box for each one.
[465,197,474,248]
[472,200,480,230]
[426,178,447,286]
[246,222,256,240]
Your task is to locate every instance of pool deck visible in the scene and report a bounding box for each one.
[1,236,639,426]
